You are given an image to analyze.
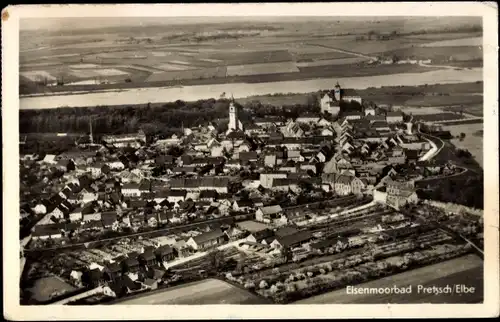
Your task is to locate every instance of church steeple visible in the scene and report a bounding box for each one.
[228,95,239,131]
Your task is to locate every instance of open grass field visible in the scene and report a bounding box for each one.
[442,123,483,167]
[420,37,482,47]
[381,46,482,62]
[227,62,300,76]
[296,57,368,67]
[413,113,466,122]
[443,103,483,117]
[116,278,267,304]
[20,70,57,82]
[295,254,483,304]
[28,276,78,303]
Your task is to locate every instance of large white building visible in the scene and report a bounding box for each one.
[228,100,244,133]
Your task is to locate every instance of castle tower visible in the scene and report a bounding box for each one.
[228,97,239,131]
[334,82,341,101]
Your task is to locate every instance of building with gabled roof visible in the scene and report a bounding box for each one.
[186,228,227,251]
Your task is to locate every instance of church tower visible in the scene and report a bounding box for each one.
[334,82,342,101]
[228,96,239,131]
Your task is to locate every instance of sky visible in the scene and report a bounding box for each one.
[19,16,413,31]
[20,16,480,32]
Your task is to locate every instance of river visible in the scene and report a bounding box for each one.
[20,68,482,110]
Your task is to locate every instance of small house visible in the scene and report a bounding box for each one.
[186,228,227,251]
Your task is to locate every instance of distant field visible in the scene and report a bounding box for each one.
[237,93,312,107]
[29,276,78,303]
[420,37,482,47]
[413,113,466,122]
[443,104,483,117]
[117,278,267,304]
[19,24,482,95]
[296,57,368,67]
[145,66,227,82]
[20,70,57,82]
[158,63,198,71]
[382,46,483,62]
[293,51,358,61]
[98,52,148,59]
[402,95,483,107]
[205,50,293,65]
[69,64,100,69]
[308,38,422,55]
[368,95,483,108]
[70,68,129,78]
[227,62,299,76]
[295,254,483,304]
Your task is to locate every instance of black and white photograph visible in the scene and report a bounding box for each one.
[3,2,499,320]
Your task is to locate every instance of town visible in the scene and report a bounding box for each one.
[19,83,484,305]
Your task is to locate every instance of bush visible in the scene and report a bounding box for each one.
[244,281,256,289]
[259,280,268,289]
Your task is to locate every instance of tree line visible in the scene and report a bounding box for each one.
[20,95,325,138]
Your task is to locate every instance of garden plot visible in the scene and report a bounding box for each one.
[420,37,482,47]
[227,61,299,76]
[20,70,57,82]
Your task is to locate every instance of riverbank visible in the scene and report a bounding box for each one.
[20,67,482,110]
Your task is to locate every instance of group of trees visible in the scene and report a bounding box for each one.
[20,99,235,138]
[20,93,326,139]
[417,174,484,209]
